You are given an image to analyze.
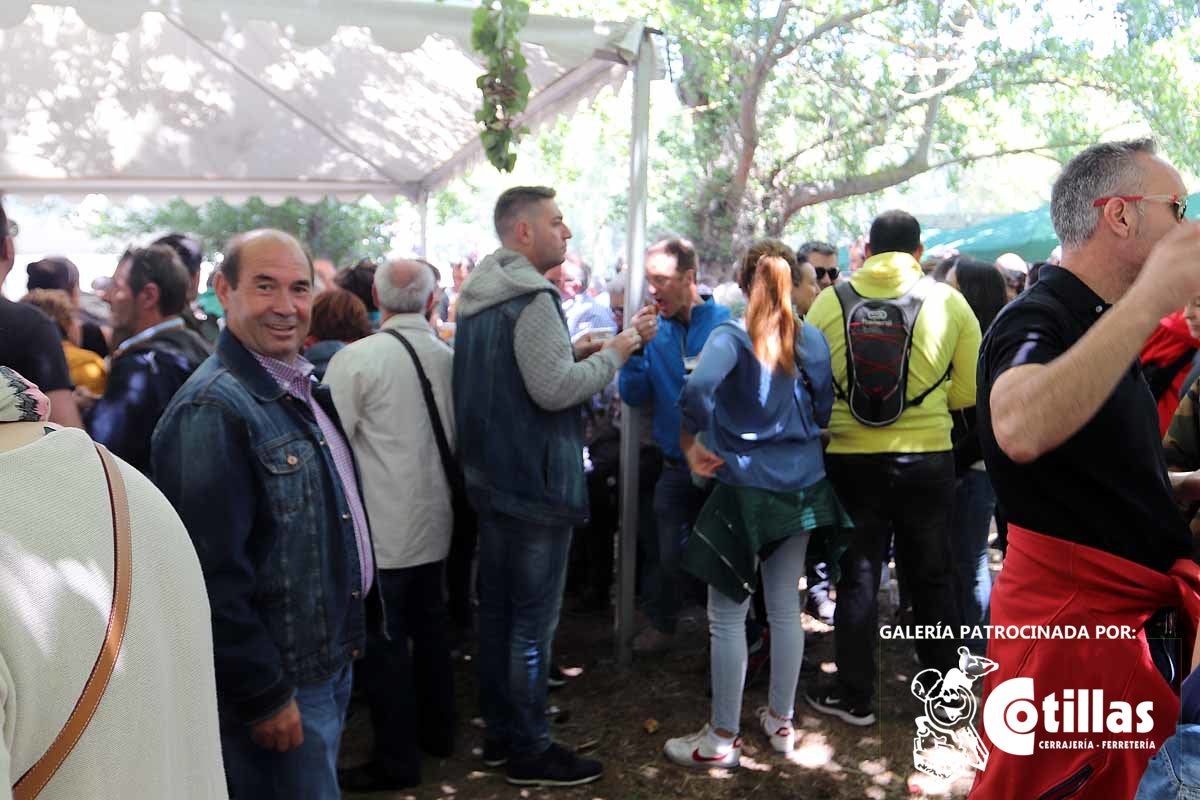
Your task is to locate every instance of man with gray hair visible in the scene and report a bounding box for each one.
[322,256,455,792]
[973,140,1200,798]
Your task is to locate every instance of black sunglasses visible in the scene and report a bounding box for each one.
[815,266,839,281]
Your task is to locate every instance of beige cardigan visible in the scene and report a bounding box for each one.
[0,427,226,799]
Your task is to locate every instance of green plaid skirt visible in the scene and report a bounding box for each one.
[682,477,853,603]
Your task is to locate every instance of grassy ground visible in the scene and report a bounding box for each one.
[341,598,977,800]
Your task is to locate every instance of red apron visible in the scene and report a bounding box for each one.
[970,525,1200,799]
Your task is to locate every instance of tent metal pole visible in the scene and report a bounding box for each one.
[615,30,653,667]
[417,191,430,258]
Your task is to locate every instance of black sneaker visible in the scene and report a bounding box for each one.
[506,742,603,787]
[806,687,876,726]
[547,665,568,690]
[482,739,510,767]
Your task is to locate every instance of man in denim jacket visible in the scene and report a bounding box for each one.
[454,187,649,787]
[152,229,378,799]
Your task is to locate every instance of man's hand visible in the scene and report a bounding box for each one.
[1128,221,1200,319]
[629,305,659,344]
[573,332,606,360]
[250,699,304,752]
[602,327,643,364]
[684,437,725,478]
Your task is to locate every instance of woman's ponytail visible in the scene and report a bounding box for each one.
[745,254,796,375]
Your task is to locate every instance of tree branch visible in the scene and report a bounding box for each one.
[771,0,909,67]
[776,143,1085,227]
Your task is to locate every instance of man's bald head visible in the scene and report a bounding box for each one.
[374,257,436,315]
[220,229,312,288]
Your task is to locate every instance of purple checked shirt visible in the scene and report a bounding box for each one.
[253,352,374,594]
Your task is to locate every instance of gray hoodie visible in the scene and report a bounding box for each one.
[457,248,621,411]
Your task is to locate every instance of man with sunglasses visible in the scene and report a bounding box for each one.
[799,240,840,291]
[973,139,1200,799]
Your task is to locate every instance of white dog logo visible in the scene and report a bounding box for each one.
[910,646,999,780]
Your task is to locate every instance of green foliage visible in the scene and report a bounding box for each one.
[89,197,394,265]
[470,0,533,172]
[629,0,1200,275]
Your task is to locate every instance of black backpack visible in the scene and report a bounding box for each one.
[831,276,951,427]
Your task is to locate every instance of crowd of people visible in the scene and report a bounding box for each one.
[2,137,1200,800]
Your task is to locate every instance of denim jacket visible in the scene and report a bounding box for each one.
[88,321,211,474]
[454,289,589,526]
[152,329,379,724]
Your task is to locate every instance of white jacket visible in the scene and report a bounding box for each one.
[324,314,455,569]
[0,427,226,800]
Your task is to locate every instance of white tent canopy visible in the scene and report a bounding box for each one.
[0,0,648,203]
[2,0,656,664]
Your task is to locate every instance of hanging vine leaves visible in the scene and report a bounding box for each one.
[471,0,533,172]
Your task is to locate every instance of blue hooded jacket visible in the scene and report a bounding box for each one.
[618,298,730,461]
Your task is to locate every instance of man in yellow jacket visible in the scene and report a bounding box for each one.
[804,210,982,726]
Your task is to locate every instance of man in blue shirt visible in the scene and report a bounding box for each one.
[619,237,730,653]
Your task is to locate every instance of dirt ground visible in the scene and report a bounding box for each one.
[341,594,978,800]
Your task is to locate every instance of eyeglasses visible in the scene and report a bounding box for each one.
[815,266,839,281]
[1092,194,1188,223]
[4,220,16,238]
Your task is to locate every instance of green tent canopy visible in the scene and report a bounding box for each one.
[921,193,1199,265]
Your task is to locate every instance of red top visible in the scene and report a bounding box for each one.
[970,525,1200,799]
[1139,310,1200,434]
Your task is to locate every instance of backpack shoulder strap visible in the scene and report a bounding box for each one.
[830,281,862,401]
[904,277,952,406]
[13,444,132,800]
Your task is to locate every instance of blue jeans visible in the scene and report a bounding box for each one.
[709,534,810,734]
[1136,724,1200,799]
[220,664,352,799]
[477,511,572,757]
[950,469,995,633]
[647,462,709,634]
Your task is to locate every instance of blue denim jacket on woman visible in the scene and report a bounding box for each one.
[152,329,378,724]
[453,288,589,527]
[679,319,833,492]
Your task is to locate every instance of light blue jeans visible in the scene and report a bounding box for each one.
[709,534,810,734]
[220,664,353,799]
[1136,724,1200,799]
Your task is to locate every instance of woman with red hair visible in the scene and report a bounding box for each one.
[662,242,850,768]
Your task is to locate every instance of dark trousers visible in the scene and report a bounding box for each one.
[569,437,621,603]
[646,461,709,634]
[447,516,478,632]
[361,562,457,783]
[570,440,662,604]
[827,452,962,705]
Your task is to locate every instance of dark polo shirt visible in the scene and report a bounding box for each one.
[977,265,1192,572]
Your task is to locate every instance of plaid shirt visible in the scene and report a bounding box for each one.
[253,352,374,594]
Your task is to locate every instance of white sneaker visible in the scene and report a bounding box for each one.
[758,706,795,753]
[663,724,741,769]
